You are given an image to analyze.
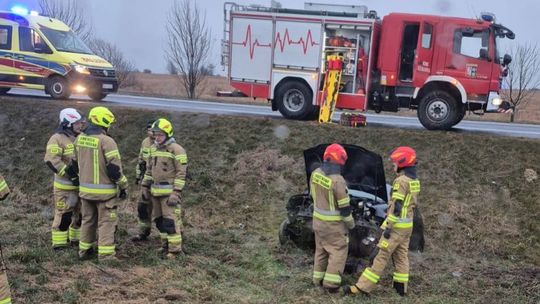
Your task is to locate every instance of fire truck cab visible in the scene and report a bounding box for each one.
[222,2,514,130]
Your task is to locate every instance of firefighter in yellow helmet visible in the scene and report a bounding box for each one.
[344,146,420,297]
[132,121,156,242]
[0,175,12,304]
[141,118,187,258]
[311,143,355,292]
[44,108,85,251]
[74,106,128,261]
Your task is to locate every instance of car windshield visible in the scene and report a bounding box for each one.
[40,28,93,54]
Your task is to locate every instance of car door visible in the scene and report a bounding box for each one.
[0,24,15,85]
[14,26,54,87]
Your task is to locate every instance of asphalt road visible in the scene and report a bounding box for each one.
[5,88,540,139]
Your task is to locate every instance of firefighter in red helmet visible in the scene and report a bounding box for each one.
[344,146,420,297]
[310,143,355,292]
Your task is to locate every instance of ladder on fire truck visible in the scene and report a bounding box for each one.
[319,55,344,123]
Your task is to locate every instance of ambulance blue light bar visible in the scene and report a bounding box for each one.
[11,6,29,15]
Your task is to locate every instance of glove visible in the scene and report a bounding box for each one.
[141,186,151,201]
[65,160,79,179]
[167,191,181,207]
[383,228,391,239]
[346,220,355,230]
[71,176,80,187]
[119,189,128,200]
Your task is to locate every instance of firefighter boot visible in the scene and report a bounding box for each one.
[131,229,150,242]
[393,281,406,296]
[157,233,168,254]
[342,284,369,297]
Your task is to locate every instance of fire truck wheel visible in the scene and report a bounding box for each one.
[0,88,10,95]
[418,90,459,130]
[89,91,108,102]
[46,76,71,100]
[276,80,314,120]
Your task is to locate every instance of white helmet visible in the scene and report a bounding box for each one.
[59,108,83,128]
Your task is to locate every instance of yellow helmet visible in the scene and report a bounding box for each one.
[88,106,115,128]
[152,118,173,137]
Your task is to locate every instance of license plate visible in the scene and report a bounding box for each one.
[102,83,113,89]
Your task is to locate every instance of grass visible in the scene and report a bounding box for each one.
[0,97,539,303]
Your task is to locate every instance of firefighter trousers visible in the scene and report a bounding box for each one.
[136,188,153,237]
[0,270,11,304]
[313,228,349,289]
[151,195,183,253]
[79,198,118,259]
[355,228,411,294]
[51,189,81,248]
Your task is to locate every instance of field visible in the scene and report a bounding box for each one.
[0,97,539,303]
[121,73,540,124]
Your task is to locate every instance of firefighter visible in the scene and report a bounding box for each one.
[132,121,155,242]
[311,143,355,292]
[344,146,420,297]
[141,118,187,258]
[44,108,85,251]
[0,175,12,304]
[75,106,128,261]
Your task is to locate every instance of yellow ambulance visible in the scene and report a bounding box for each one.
[0,7,117,101]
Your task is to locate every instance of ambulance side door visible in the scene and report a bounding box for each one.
[0,24,15,84]
[14,26,54,86]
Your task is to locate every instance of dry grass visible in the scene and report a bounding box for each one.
[0,96,539,303]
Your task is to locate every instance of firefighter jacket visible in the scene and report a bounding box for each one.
[383,172,420,231]
[310,163,354,233]
[44,129,78,192]
[142,138,187,197]
[136,137,154,178]
[0,175,9,199]
[74,125,128,201]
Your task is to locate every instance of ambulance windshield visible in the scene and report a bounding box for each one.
[40,28,93,55]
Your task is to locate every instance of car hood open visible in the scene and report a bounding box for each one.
[304,144,388,202]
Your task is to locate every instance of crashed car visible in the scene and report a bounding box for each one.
[279,144,424,265]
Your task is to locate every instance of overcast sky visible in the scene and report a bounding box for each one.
[3,0,539,73]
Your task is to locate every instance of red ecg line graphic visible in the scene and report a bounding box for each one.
[232,24,272,59]
[232,25,319,59]
[274,28,319,54]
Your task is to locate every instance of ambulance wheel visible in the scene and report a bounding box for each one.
[47,76,71,100]
[89,92,108,101]
[276,80,314,120]
[417,90,459,130]
[0,88,10,95]
[278,219,291,245]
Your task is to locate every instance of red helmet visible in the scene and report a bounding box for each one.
[323,143,348,166]
[390,146,417,169]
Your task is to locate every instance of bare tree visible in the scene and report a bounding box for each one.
[38,0,92,42]
[87,38,136,88]
[502,43,540,122]
[166,60,178,75]
[166,0,212,99]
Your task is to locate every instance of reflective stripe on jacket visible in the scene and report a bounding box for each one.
[142,139,187,196]
[74,128,127,200]
[44,132,78,191]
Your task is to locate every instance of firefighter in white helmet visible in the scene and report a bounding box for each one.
[44,108,85,251]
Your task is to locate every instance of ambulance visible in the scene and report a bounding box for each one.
[0,6,118,101]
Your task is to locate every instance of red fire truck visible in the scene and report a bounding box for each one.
[221,2,515,130]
